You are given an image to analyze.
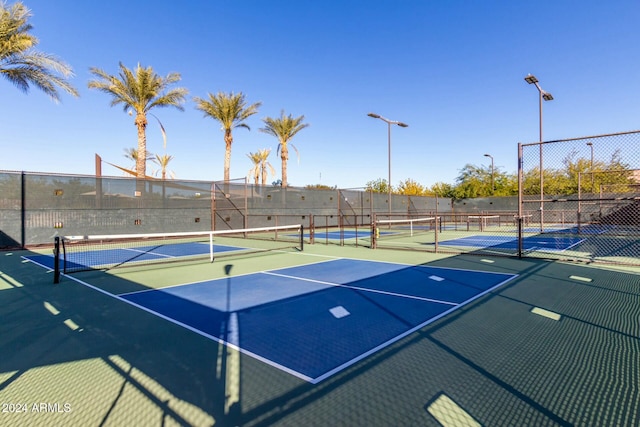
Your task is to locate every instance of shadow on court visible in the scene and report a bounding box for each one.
[0,248,639,426]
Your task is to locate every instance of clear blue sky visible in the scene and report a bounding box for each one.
[2,0,639,189]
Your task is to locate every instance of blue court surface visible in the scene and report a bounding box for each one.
[439,235,585,251]
[304,231,410,240]
[25,242,245,270]
[544,224,611,235]
[308,230,392,240]
[308,230,363,240]
[119,258,517,383]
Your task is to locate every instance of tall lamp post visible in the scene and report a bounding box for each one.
[524,74,553,232]
[586,142,594,193]
[367,113,408,220]
[484,153,494,193]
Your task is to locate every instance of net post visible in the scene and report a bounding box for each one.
[354,215,359,247]
[517,215,523,259]
[209,232,214,262]
[299,225,304,251]
[53,236,60,284]
[371,214,377,249]
[434,216,439,252]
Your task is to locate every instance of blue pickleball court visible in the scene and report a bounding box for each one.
[25,241,246,271]
[307,230,393,240]
[438,235,585,251]
[120,258,517,383]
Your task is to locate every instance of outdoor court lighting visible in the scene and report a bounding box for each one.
[367,113,409,220]
[525,74,554,232]
[484,153,494,192]
[587,142,594,192]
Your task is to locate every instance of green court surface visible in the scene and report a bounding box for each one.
[1,243,639,426]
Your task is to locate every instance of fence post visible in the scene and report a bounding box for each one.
[53,236,60,284]
[371,213,377,249]
[20,171,26,248]
[517,142,524,258]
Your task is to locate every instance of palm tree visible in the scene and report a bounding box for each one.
[247,151,261,185]
[0,1,78,101]
[123,147,153,173]
[193,92,261,182]
[152,153,175,180]
[259,111,309,188]
[247,148,275,185]
[88,62,188,178]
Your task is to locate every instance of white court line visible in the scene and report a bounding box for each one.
[313,272,519,383]
[262,271,458,306]
[119,256,345,296]
[23,253,519,384]
[51,270,315,382]
[122,247,175,258]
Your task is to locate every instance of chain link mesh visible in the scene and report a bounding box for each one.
[519,131,640,265]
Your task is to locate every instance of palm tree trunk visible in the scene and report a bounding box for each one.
[224,129,233,182]
[135,114,148,178]
[281,144,288,188]
[261,163,267,186]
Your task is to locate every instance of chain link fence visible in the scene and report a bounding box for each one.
[518,130,640,265]
[0,171,443,249]
[3,130,638,267]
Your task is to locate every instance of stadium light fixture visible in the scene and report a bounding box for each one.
[524,74,554,232]
[367,113,409,220]
[484,153,494,192]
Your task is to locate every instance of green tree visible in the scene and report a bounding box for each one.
[0,1,78,101]
[365,178,391,193]
[88,62,188,178]
[259,111,309,188]
[452,164,492,199]
[429,182,455,198]
[492,172,518,196]
[522,148,633,197]
[452,164,517,199]
[563,148,633,194]
[194,92,261,182]
[396,178,425,196]
[305,183,337,190]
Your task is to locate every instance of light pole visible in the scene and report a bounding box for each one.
[484,153,494,193]
[586,142,594,193]
[367,113,408,220]
[524,74,553,232]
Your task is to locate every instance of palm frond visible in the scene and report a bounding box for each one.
[88,62,188,177]
[194,91,261,130]
[0,2,78,101]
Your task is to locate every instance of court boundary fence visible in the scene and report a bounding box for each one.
[2,130,639,266]
[515,130,639,265]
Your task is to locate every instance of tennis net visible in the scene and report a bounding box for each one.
[372,217,437,249]
[53,224,303,280]
[467,215,501,231]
